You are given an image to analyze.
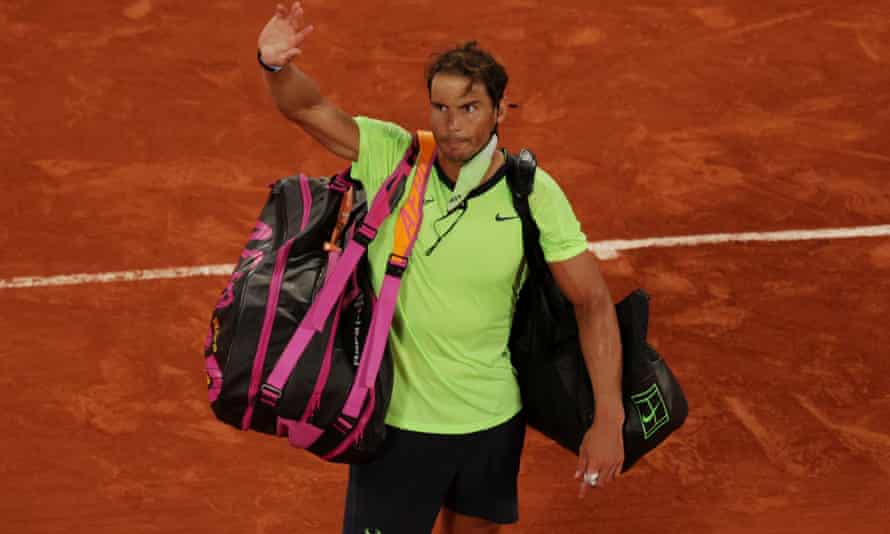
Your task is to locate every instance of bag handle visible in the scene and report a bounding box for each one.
[324,195,352,253]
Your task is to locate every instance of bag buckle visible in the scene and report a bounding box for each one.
[259,384,282,407]
[386,254,408,277]
[329,171,352,193]
[353,222,377,246]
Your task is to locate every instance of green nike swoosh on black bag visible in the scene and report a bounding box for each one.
[505,149,689,472]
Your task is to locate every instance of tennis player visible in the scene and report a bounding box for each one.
[257,3,625,533]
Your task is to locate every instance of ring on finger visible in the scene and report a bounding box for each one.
[583,471,600,487]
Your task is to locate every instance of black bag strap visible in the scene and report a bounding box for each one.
[506,148,579,329]
[506,149,535,299]
[506,148,537,199]
[506,149,549,281]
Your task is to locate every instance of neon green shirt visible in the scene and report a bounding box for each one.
[352,117,588,434]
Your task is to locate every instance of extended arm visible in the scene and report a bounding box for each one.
[258,2,359,161]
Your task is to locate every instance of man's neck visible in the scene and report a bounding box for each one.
[438,149,505,186]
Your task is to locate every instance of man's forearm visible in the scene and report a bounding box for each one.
[263,64,324,122]
[576,294,624,424]
[255,5,358,160]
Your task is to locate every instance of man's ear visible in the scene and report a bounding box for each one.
[496,100,507,124]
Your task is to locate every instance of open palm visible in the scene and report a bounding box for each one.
[258,2,314,67]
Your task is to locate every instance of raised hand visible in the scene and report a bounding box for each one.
[257,2,315,68]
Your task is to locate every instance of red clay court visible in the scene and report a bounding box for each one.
[2,1,889,532]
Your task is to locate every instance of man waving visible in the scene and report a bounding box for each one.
[256,4,625,533]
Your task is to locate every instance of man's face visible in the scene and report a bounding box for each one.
[428,73,502,165]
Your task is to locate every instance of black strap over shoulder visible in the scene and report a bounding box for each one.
[506,148,537,199]
[506,148,537,240]
[506,149,549,284]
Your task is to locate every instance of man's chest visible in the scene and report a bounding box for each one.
[410,178,524,289]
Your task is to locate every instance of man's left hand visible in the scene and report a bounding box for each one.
[574,414,625,498]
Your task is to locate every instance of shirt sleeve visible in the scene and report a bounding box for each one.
[527,167,589,263]
[351,116,413,193]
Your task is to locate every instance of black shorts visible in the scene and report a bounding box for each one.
[342,411,526,534]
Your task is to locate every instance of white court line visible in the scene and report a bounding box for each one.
[588,224,890,259]
[0,264,236,290]
[1,224,889,289]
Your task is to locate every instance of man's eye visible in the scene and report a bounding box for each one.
[465,104,477,113]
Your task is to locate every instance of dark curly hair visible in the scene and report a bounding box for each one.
[425,41,509,108]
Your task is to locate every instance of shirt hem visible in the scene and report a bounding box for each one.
[385,406,523,435]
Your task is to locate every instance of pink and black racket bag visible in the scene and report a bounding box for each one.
[202,133,435,464]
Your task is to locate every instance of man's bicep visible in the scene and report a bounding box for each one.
[293,99,360,161]
[549,251,611,307]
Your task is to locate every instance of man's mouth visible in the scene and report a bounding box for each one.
[443,139,468,149]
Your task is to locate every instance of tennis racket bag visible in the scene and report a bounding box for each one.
[203,132,437,464]
[507,150,688,472]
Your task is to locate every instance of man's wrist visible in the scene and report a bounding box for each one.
[594,401,625,425]
[257,49,285,72]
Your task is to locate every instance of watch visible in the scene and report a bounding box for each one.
[257,49,285,73]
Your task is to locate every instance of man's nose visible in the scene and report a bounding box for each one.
[446,110,463,132]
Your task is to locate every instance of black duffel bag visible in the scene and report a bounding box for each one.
[506,150,688,472]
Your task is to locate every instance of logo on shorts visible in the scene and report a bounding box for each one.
[363,529,382,534]
[631,382,669,439]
